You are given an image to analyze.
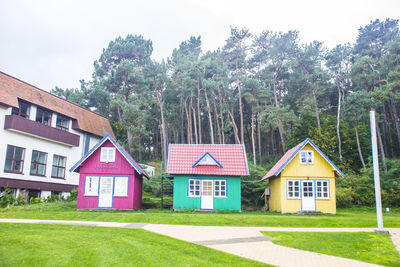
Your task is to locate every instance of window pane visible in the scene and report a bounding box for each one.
[15,147,24,159]
[38,152,47,163]
[36,108,43,122]
[14,161,22,172]
[58,168,65,178]
[38,164,45,175]
[52,166,57,177]
[6,146,14,158]
[5,159,12,171]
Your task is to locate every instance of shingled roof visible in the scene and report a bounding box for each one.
[0,71,114,138]
[167,144,249,176]
[261,138,345,180]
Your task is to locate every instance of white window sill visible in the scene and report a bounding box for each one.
[114,195,128,197]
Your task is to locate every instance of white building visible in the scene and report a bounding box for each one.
[0,71,114,201]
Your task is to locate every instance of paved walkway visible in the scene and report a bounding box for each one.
[1,218,398,266]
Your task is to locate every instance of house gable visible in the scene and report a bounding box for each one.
[192,152,223,167]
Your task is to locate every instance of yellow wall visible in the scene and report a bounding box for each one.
[268,144,338,214]
[268,176,282,212]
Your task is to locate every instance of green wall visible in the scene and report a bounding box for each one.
[173,175,241,211]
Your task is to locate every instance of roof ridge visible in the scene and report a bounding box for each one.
[0,71,108,119]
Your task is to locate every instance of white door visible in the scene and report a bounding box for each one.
[201,180,214,210]
[301,180,316,211]
[98,176,113,208]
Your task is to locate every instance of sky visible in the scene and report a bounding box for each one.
[0,0,399,91]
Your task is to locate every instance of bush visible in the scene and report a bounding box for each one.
[67,188,78,201]
[0,189,16,208]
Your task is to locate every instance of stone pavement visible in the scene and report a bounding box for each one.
[1,218,398,266]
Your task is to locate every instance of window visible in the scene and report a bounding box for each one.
[300,151,314,164]
[84,176,99,196]
[188,179,200,197]
[100,147,115,162]
[114,177,128,197]
[35,107,52,126]
[4,145,25,173]
[52,155,66,179]
[30,150,47,176]
[303,181,313,197]
[56,114,69,131]
[12,100,30,118]
[214,180,226,197]
[316,180,329,199]
[287,180,300,199]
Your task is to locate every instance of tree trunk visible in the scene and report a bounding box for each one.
[237,79,244,144]
[257,112,262,165]
[313,88,321,135]
[273,77,286,152]
[251,112,256,167]
[204,89,214,144]
[191,96,198,144]
[184,97,192,144]
[336,81,343,162]
[153,77,168,169]
[197,79,202,144]
[228,108,240,144]
[354,125,366,169]
[211,89,222,144]
[390,95,400,150]
[376,122,387,173]
[219,92,225,144]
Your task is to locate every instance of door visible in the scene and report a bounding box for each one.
[201,180,214,210]
[301,180,316,211]
[98,176,113,208]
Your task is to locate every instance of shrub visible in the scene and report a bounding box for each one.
[67,188,78,201]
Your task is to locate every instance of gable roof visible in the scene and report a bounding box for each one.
[167,144,249,176]
[261,138,345,180]
[69,132,150,179]
[192,152,223,167]
[0,71,114,138]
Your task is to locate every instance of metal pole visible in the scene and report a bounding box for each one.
[370,110,387,233]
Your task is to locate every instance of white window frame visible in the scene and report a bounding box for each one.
[300,150,314,164]
[287,180,300,199]
[100,147,116,163]
[188,179,200,197]
[214,180,227,198]
[316,180,330,199]
[113,176,128,197]
[84,176,99,196]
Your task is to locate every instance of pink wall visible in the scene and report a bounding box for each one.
[76,140,143,210]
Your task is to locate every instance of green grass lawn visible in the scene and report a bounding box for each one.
[262,231,400,266]
[0,223,268,266]
[1,201,400,227]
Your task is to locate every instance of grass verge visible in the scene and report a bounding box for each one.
[262,231,400,266]
[1,201,400,227]
[0,223,268,266]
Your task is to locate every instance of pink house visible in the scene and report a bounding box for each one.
[70,133,150,210]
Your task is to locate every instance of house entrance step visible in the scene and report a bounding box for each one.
[194,209,216,213]
[297,211,323,215]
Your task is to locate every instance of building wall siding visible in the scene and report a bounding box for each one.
[173,175,241,211]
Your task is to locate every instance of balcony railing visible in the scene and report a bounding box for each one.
[4,115,80,147]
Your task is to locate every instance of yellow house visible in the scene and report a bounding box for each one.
[261,138,345,214]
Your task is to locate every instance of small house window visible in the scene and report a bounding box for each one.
[188,179,200,197]
[100,147,115,163]
[287,180,300,199]
[12,100,30,118]
[214,180,226,197]
[30,150,47,176]
[52,155,66,179]
[300,151,313,164]
[56,114,69,131]
[316,180,329,199]
[84,176,99,196]
[114,177,128,197]
[35,107,52,126]
[4,145,25,173]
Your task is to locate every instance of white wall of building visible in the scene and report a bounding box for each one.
[0,104,101,193]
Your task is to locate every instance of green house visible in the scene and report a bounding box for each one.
[167,144,249,211]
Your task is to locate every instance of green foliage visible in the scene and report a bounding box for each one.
[67,189,78,201]
[241,163,269,208]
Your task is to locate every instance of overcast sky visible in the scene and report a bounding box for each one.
[0,0,399,91]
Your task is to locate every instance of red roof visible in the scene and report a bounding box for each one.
[167,144,249,176]
[261,142,303,180]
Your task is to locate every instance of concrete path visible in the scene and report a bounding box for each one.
[1,219,398,267]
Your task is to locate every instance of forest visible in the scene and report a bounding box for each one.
[52,18,400,208]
